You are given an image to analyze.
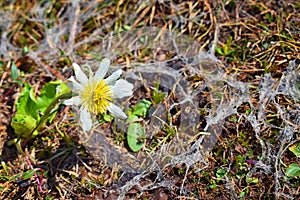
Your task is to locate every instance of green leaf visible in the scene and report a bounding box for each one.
[152,90,166,104]
[286,163,300,177]
[37,80,70,114]
[56,80,70,96]
[215,46,224,55]
[15,84,38,120]
[123,25,131,31]
[127,123,145,152]
[21,169,36,180]
[246,109,251,115]
[225,36,233,55]
[22,46,29,54]
[103,114,113,122]
[239,191,246,198]
[8,173,22,182]
[152,79,166,104]
[246,176,258,184]
[11,114,38,137]
[216,168,227,178]
[11,61,19,81]
[132,99,152,117]
[126,114,139,122]
[288,142,300,157]
[15,80,23,86]
[37,80,70,123]
[11,81,70,137]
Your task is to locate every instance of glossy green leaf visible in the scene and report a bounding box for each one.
[11,84,39,137]
[132,99,152,117]
[286,163,300,177]
[126,114,139,122]
[37,80,70,114]
[11,81,70,137]
[11,114,38,137]
[15,84,38,120]
[127,122,145,152]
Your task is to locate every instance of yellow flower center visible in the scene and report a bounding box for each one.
[80,79,112,115]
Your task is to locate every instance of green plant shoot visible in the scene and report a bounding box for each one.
[11,80,70,138]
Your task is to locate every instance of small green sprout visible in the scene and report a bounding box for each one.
[126,99,152,152]
[10,61,23,86]
[152,79,166,104]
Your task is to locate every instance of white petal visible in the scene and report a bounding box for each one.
[81,64,93,79]
[63,98,73,105]
[73,96,82,105]
[105,69,122,85]
[94,58,110,82]
[63,96,81,106]
[68,76,84,92]
[80,107,93,131]
[73,63,88,85]
[110,79,133,99]
[107,103,127,119]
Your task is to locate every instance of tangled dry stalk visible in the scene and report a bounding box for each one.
[0,0,299,199]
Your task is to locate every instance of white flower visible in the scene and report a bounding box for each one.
[64,58,133,131]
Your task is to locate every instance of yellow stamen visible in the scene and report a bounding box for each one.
[80,80,112,115]
[93,80,112,114]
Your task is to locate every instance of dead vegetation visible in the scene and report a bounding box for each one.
[0,0,299,199]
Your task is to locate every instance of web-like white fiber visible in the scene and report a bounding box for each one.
[1,1,299,199]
